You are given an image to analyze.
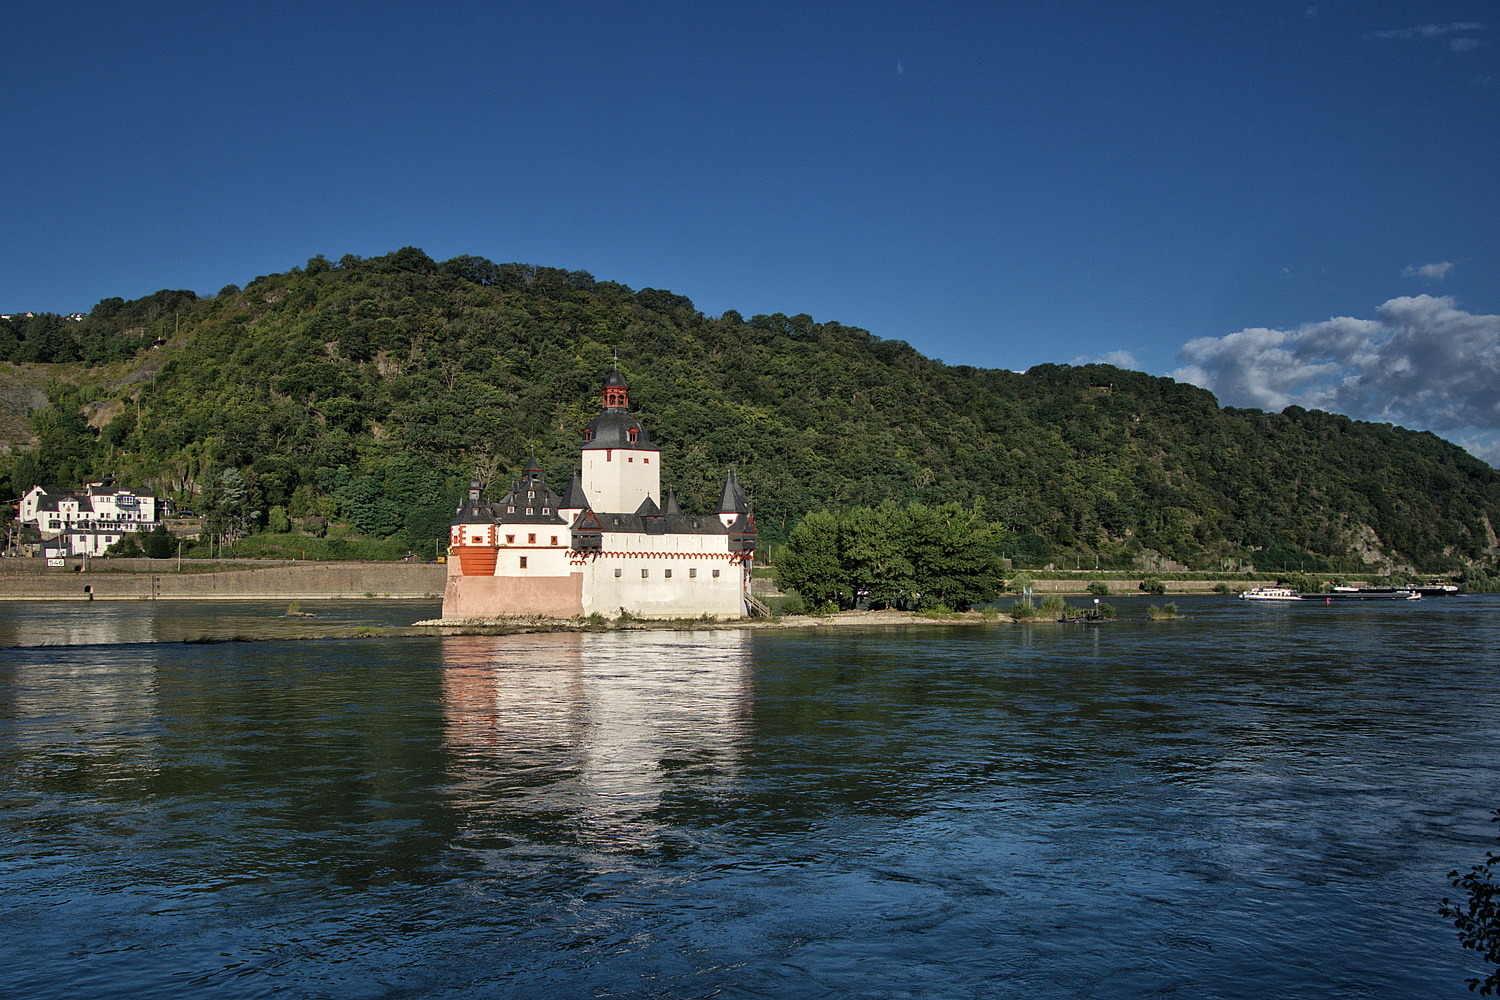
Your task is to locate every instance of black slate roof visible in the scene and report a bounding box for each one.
[583,511,731,535]
[581,410,655,450]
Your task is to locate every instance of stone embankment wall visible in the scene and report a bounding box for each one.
[0,559,445,600]
[750,576,1278,600]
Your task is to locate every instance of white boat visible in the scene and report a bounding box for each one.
[1239,587,1302,601]
[1402,582,1459,596]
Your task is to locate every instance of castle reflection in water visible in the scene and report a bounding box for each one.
[440,630,755,851]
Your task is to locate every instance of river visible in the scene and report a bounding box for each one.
[2,595,1497,998]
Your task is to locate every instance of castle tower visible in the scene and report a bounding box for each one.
[715,469,751,528]
[449,478,498,575]
[580,368,660,514]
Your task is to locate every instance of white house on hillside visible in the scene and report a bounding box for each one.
[18,481,161,558]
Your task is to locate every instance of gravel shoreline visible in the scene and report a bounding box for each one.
[412,608,1013,632]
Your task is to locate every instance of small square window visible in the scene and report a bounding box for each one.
[519,556,527,568]
[664,568,673,579]
[641,568,649,578]
[542,507,550,515]
[628,457,634,463]
[644,458,650,464]
[614,568,622,577]
[526,507,533,515]
[528,533,536,543]
[550,536,558,545]
[712,569,720,578]
[507,506,515,513]
[506,534,515,544]
[528,491,535,498]
[689,568,697,578]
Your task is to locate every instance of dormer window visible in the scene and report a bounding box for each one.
[583,428,593,442]
[628,428,639,444]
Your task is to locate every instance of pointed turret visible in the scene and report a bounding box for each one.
[716,469,756,560]
[662,487,682,515]
[559,471,591,513]
[715,469,750,525]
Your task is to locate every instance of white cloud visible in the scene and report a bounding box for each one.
[1454,432,1500,467]
[1071,349,1138,370]
[1370,22,1486,41]
[1171,295,1500,465]
[1451,37,1485,52]
[1402,260,1454,281]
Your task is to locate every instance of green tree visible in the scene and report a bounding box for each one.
[838,503,913,608]
[9,452,43,497]
[203,468,259,549]
[334,475,402,536]
[1441,809,1500,995]
[105,534,143,557]
[905,502,1007,610]
[775,509,846,607]
[143,523,175,558]
[31,384,99,486]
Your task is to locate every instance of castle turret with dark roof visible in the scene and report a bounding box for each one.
[579,367,660,513]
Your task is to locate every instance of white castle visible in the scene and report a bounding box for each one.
[443,368,756,619]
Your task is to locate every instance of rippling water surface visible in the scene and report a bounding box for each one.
[2,596,1498,998]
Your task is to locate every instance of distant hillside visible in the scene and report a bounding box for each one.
[4,247,1498,574]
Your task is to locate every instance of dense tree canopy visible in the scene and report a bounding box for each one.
[4,247,1499,572]
[777,502,1007,610]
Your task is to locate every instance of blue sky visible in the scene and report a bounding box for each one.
[4,2,1497,461]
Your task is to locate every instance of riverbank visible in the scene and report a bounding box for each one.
[416,607,1112,634]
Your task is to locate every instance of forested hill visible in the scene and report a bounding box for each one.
[4,246,1499,574]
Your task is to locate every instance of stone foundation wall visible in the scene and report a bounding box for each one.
[0,560,445,600]
[442,562,584,618]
